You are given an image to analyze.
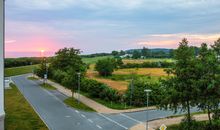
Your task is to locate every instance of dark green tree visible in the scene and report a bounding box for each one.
[95,58,116,76]
[141,47,150,58]
[111,51,119,57]
[211,38,220,55]
[132,50,141,59]
[50,48,86,96]
[160,38,198,126]
[196,43,220,125]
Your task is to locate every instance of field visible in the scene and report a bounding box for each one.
[122,58,174,64]
[5,83,48,130]
[84,57,170,92]
[82,56,113,64]
[5,64,38,77]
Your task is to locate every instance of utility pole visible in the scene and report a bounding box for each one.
[144,89,152,130]
[0,0,5,129]
[77,72,81,104]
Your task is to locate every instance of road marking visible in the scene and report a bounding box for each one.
[81,114,86,118]
[75,110,79,113]
[65,115,71,118]
[88,119,93,123]
[98,113,128,130]
[120,113,142,124]
[96,125,102,129]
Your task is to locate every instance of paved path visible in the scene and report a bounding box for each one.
[45,77,156,113]
[130,114,209,130]
[11,74,201,130]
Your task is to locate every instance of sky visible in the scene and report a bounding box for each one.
[5,0,220,57]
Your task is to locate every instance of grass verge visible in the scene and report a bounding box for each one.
[5,83,48,130]
[27,76,39,80]
[5,65,38,77]
[80,91,137,110]
[64,97,96,112]
[40,83,57,90]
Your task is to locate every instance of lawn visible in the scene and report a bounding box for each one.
[5,64,38,77]
[27,76,39,80]
[64,97,96,112]
[40,83,57,90]
[80,91,136,110]
[5,83,48,130]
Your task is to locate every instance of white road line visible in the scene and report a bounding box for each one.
[81,114,86,118]
[120,113,142,124]
[98,113,128,130]
[88,119,93,123]
[75,110,79,113]
[96,125,102,129]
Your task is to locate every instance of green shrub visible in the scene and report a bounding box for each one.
[81,78,122,103]
[95,58,117,76]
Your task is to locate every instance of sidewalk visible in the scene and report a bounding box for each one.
[129,114,209,130]
[43,78,156,114]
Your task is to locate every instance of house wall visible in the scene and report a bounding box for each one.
[0,0,5,129]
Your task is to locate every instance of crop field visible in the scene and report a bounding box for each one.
[86,59,169,92]
[122,58,174,64]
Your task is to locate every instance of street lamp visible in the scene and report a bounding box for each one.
[77,72,81,104]
[144,89,152,130]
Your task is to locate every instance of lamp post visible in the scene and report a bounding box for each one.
[144,89,152,130]
[77,72,81,104]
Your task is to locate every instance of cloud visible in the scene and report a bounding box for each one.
[8,0,220,11]
[137,33,220,48]
[5,40,16,43]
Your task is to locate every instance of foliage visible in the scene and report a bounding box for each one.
[81,78,122,103]
[95,58,117,76]
[132,50,141,59]
[125,77,162,106]
[5,83,48,130]
[160,38,198,125]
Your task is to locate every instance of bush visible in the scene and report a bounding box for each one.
[95,58,116,76]
[81,78,122,102]
[125,78,163,107]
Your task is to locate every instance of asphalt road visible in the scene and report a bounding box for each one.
[12,75,199,130]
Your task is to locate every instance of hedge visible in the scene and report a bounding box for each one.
[120,61,174,68]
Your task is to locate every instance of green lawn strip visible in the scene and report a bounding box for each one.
[5,64,38,77]
[167,111,206,118]
[5,83,48,130]
[64,97,96,112]
[27,76,39,80]
[166,120,219,130]
[79,91,138,110]
[40,83,57,90]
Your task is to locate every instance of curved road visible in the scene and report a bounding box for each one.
[12,75,198,130]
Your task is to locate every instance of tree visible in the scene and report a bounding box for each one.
[211,38,220,55]
[132,50,141,59]
[111,51,119,57]
[141,47,150,58]
[50,48,86,97]
[95,58,116,76]
[196,43,220,125]
[115,57,123,68]
[119,50,126,56]
[160,38,198,127]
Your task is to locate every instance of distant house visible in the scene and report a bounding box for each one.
[120,54,133,59]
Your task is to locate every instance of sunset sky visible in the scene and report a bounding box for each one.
[5,0,220,57]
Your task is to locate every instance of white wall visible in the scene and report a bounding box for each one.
[0,0,5,129]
